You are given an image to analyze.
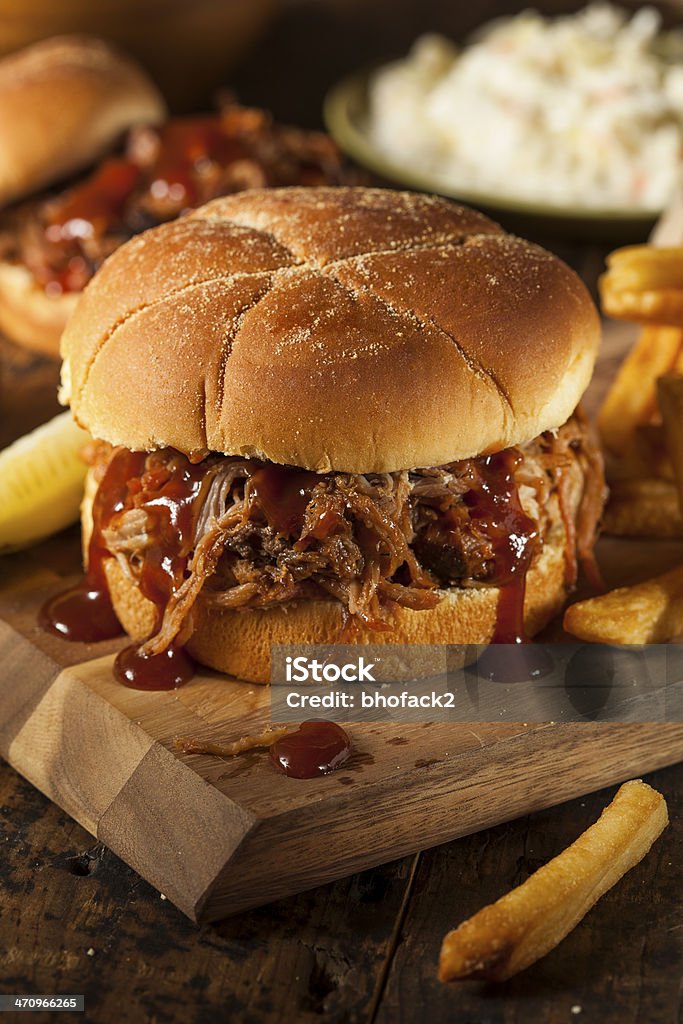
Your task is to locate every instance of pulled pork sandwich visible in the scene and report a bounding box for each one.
[0,97,356,356]
[0,34,166,353]
[56,187,605,686]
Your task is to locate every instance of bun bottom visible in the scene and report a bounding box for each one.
[0,261,77,356]
[102,516,571,684]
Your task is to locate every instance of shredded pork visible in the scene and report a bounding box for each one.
[91,412,605,656]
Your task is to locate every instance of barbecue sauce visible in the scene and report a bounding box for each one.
[464,450,555,681]
[39,449,145,642]
[114,641,195,691]
[270,720,351,778]
[47,159,141,241]
[37,117,242,292]
[463,449,538,644]
[149,117,248,207]
[41,448,203,692]
[41,446,546,689]
[45,117,239,238]
[112,456,204,690]
[38,158,142,293]
[250,465,319,537]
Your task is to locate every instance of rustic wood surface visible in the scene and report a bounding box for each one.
[2,473,681,925]
[1,741,681,1024]
[1,307,682,1023]
[3,545,682,924]
[1,303,682,925]
[1,2,682,1020]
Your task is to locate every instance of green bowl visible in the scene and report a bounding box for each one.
[324,66,660,243]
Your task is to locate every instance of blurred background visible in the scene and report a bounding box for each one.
[234,0,683,127]
[0,0,679,118]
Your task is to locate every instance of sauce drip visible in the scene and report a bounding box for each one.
[38,584,122,644]
[114,642,195,691]
[39,449,146,643]
[463,449,538,644]
[270,720,351,778]
[41,448,203,691]
[249,465,319,537]
[113,455,204,690]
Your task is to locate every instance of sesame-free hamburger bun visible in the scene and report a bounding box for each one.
[0,34,164,207]
[62,187,599,473]
[64,187,603,683]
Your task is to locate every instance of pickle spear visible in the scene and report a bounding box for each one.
[0,411,90,553]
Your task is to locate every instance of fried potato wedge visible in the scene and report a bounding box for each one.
[657,374,683,515]
[605,424,672,482]
[630,423,672,480]
[598,326,683,455]
[600,246,683,324]
[563,563,683,644]
[438,781,668,983]
[602,477,683,539]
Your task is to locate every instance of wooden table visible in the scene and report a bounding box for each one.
[2,302,682,1024]
[1,2,682,1019]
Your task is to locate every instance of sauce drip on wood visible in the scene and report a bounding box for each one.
[270,720,351,778]
[38,584,122,644]
[41,448,203,691]
[39,449,146,643]
[463,449,538,644]
[114,641,195,691]
[112,455,204,690]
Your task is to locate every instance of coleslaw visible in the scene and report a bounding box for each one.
[367,4,683,210]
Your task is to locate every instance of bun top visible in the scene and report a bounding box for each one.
[0,35,165,206]
[61,187,600,473]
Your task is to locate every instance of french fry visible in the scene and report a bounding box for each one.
[598,325,683,455]
[605,245,683,286]
[657,374,683,516]
[438,781,668,983]
[605,424,672,483]
[600,246,683,324]
[598,244,683,534]
[632,423,673,480]
[563,563,683,644]
[602,477,683,539]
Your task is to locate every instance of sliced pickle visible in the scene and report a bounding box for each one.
[0,411,90,553]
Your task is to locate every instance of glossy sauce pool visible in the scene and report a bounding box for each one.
[270,721,352,778]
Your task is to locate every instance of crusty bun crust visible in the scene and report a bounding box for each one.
[82,463,580,685]
[0,35,165,206]
[61,187,600,473]
[0,261,76,355]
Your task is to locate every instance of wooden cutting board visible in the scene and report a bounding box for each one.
[1,321,682,923]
